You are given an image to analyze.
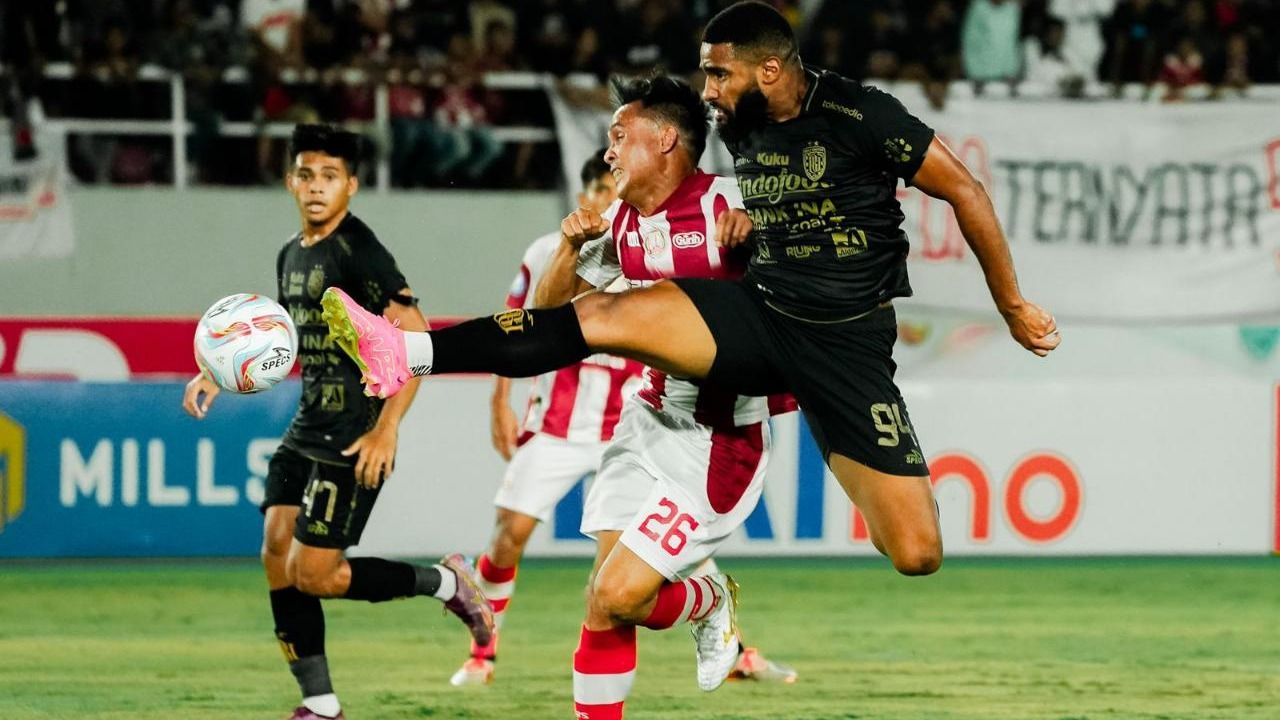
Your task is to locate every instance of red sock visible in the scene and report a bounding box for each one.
[639,577,721,630]
[572,625,636,720]
[471,554,517,659]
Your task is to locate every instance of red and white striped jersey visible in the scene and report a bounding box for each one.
[577,172,778,429]
[505,232,645,444]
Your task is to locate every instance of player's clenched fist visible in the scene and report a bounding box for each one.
[714,208,753,248]
[1003,300,1061,357]
[561,207,610,248]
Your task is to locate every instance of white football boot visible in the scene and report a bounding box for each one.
[449,657,495,686]
[690,573,740,691]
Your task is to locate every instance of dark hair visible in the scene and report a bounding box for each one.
[580,147,611,187]
[289,123,361,175]
[609,74,709,164]
[702,1,797,64]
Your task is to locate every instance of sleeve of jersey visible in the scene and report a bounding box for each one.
[349,235,410,312]
[504,262,532,309]
[844,86,936,182]
[510,235,562,309]
[712,175,745,211]
[504,236,549,309]
[576,201,623,288]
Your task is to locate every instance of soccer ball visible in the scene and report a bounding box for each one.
[194,293,298,393]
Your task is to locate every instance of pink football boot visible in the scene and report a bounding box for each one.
[320,287,410,398]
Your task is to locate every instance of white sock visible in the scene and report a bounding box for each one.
[303,693,341,718]
[433,564,458,600]
[404,332,434,376]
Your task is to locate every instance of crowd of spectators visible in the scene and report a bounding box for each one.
[1,0,1276,187]
[809,0,1279,105]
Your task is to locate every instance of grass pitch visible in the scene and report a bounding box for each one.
[0,557,1276,720]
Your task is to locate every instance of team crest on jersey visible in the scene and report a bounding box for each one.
[672,231,705,249]
[803,143,827,182]
[307,266,326,299]
[643,229,668,257]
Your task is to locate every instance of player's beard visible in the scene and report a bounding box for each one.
[715,85,770,146]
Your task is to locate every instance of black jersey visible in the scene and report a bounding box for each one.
[275,213,408,465]
[724,67,935,320]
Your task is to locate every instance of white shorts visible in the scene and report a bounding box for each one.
[581,402,770,580]
[493,434,606,523]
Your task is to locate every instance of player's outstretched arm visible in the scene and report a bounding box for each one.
[910,136,1061,357]
[182,373,220,419]
[533,208,609,308]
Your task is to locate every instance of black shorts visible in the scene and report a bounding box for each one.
[674,278,929,477]
[263,444,381,549]
[263,444,311,510]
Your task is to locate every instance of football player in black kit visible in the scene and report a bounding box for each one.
[183,124,492,720]
[322,1,1060,596]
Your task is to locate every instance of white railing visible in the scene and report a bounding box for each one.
[15,62,1280,191]
[28,63,571,191]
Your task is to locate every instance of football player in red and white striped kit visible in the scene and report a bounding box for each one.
[453,150,795,692]
[535,77,797,718]
[449,154,645,686]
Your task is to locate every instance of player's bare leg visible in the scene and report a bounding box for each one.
[585,537,669,628]
[285,544,349,597]
[570,283,717,378]
[586,530,623,592]
[586,538,794,685]
[489,507,540,568]
[451,508,539,686]
[573,536,740,719]
[829,453,943,575]
[263,506,298,590]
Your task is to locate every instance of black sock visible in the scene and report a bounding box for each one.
[344,557,418,603]
[289,655,334,699]
[271,586,333,699]
[270,587,326,661]
[430,305,590,376]
[413,564,445,597]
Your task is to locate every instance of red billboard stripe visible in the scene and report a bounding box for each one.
[0,316,475,378]
[0,318,201,377]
